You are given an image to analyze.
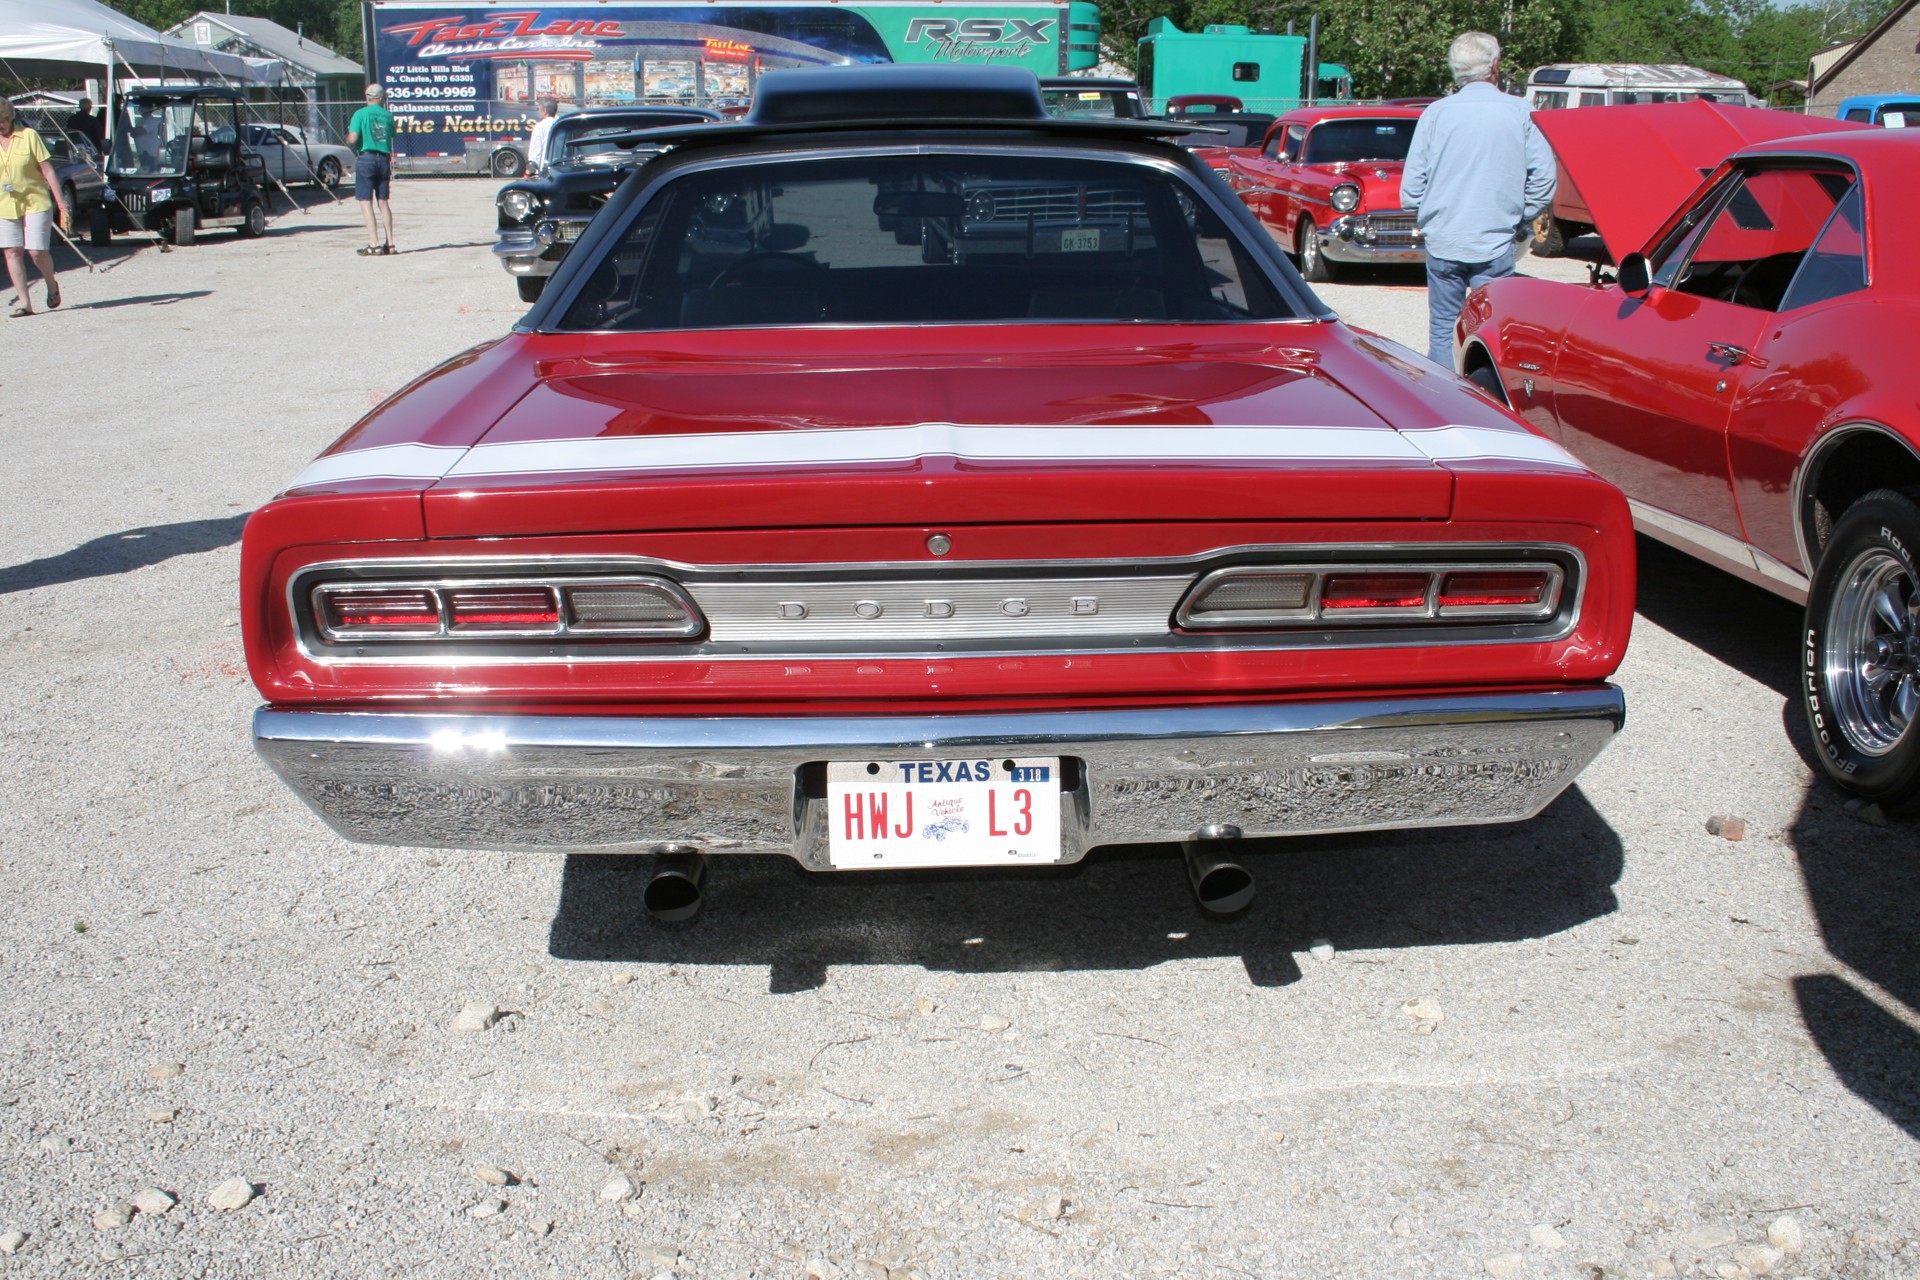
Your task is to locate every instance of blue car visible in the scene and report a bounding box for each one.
[1836,93,1920,126]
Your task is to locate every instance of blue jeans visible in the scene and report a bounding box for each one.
[1425,246,1516,367]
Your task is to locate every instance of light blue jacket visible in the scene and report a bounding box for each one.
[1400,81,1557,263]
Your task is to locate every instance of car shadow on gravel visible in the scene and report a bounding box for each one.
[548,788,1622,991]
[1787,791,1920,1140]
[0,513,246,595]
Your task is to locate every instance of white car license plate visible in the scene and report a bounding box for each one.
[826,757,1062,869]
[1059,228,1103,252]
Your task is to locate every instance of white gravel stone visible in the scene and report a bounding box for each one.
[147,1062,184,1081]
[467,1199,505,1219]
[145,1110,176,1124]
[978,1015,1011,1032]
[610,973,635,985]
[450,1002,501,1032]
[1529,1224,1567,1250]
[92,1204,134,1231]
[532,1221,553,1237]
[0,1231,22,1255]
[1042,1193,1068,1220]
[1685,1226,1738,1252]
[1402,996,1444,1033]
[472,1165,511,1187]
[1309,939,1336,961]
[131,1188,176,1216]
[1649,1260,1679,1278]
[588,998,615,1014]
[1390,1214,1412,1237]
[1767,1216,1805,1255]
[915,997,937,1016]
[1484,1252,1525,1279]
[37,1135,70,1155]
[1734,1245,1785,1275]
[207,1178,257,1211]
[805,1260,840,1280]
[598,1175,636,1203]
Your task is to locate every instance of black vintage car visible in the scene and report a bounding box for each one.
[97,88,270,247]
[493,105,720,302]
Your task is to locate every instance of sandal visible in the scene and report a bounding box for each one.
[355,244,382,256]
[44,285,60,310]
[8,306,30,318]
[380,243,396,255]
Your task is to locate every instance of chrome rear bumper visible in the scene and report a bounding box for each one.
[255,689,1623,867]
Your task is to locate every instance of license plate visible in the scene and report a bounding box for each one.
[1059,228,1103,252]
[826,757,1061,869]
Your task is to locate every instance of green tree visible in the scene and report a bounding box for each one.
[1318,0,1582,98]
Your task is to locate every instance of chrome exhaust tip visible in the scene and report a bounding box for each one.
[643,848,706,923]
[1182,825,1253,915]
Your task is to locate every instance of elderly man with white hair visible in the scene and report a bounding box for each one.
[1400,31,1555,366]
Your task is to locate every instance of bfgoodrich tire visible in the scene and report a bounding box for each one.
[1802,488,1920,808]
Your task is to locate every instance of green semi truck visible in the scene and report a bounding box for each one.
[1137,17,1350,116]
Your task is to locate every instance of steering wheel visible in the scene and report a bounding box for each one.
[706,250,826,289]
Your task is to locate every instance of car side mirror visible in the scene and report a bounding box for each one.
[1618,253,1653,299]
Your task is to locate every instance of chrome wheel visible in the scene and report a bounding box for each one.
[1823,548,1920,756]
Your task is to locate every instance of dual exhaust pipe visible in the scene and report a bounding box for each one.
[639,831,1254,922]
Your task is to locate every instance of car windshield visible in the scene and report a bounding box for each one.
[110,99,196,176]
[557,114,709,163]
[1302,119,1417,164]
[557,152,1292,331]
[1042,89,1134,119]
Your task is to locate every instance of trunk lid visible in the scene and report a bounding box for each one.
[420,330,1459,538]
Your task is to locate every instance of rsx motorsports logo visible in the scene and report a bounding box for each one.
[904,16,1055,62]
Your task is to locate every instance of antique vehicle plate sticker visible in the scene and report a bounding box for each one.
[826,757,1062,869]
[1059,228,1103,253]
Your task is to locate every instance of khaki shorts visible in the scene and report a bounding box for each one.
[0,210,52,252]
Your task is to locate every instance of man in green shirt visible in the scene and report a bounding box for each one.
[347,83,397,255]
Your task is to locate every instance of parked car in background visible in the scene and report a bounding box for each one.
[18,109,107,234]
[1526,63,1752,109]
[244,66,1635,922]
[99,88,270,247]
[1165,111,1275,178]
[1835,93,1920,126]
[1165,94,1245,115]
[240,123,354,191]
[1455,104,1920,804]
[1225,104,1425,281]
[1039,76,1146,119]
[494,105,721,303]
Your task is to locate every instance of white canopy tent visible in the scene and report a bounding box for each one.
[0,0,279,84]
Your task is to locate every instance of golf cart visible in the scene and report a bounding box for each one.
[96,88,269,246]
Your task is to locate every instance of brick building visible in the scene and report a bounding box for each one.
[1807,0,1920,117]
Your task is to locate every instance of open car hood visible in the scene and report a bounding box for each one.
[1533,101,1866,261]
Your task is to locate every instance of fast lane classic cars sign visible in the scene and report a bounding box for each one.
[365,0,1077,163]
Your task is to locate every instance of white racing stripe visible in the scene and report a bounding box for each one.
[288,423,1585,488]
[443,423,1423,478]
[287,443,469,491]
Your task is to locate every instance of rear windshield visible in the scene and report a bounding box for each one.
[1302,119,1417,164]
[557,153,1294,330]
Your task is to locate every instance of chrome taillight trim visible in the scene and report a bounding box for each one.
[310,576,706,643]
[286,545,1585,664]
[1177,561,1566,629]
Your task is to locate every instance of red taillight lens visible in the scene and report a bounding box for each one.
[1438,570,1552,610]
[446,587,561,631]
[1319,573,1431,610]
[320,587,441,634]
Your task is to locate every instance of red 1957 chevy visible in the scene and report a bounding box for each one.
[1225,104,1427,282]
[242,67,1633,921]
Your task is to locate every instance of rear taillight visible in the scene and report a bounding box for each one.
[311,577,705,643]
[1178,562,1565,629]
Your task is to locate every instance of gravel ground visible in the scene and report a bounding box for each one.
[1,180,1915,1280]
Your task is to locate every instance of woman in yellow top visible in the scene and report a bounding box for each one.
[0,100,74,317]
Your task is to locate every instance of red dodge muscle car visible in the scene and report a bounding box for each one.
[1226,104,1426,282]
[1455,103,1920,805]
[243,67,1634,920]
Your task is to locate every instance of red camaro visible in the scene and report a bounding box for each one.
[243,67,1635,920]
[1225,104,1426,282]
[1456,103,1920,805]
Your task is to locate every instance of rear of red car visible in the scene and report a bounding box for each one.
[242,66,1633,896]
